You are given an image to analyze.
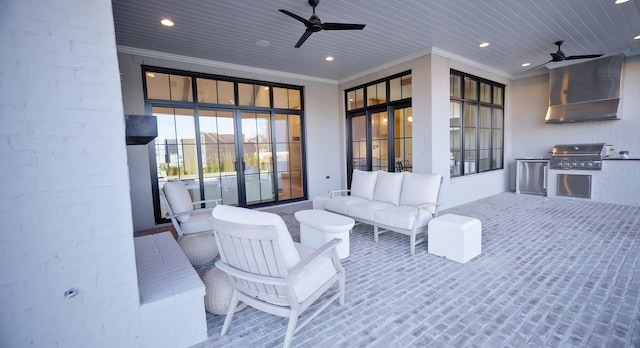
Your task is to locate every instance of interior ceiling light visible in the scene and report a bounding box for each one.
[325,56,334,61]
[615,0,629,4]
[161,18,174,27]
[522,63,531,67]
[146,72,156,78]
[479,42,490,48]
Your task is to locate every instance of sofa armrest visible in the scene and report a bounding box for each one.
[329,189,350,198]
[417,202,440,217]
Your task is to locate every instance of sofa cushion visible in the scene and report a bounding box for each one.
[163,181,194,222]
[374,205,435,231]
[347,201,394,222]
[325,196,369,215]
[373,171,403,205]
[399,173,442,214]
[350,169,378,200]
[211,205,300,269]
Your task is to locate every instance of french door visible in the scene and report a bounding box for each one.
[154,107,302,218]
[347,104,412,181]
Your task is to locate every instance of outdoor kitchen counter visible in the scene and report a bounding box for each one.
[547,159,640,206]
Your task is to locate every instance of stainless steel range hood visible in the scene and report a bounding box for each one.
[545,55,623,124]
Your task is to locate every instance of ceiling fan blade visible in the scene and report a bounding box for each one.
[279,9,312,26]
[321,22,366,30]
[294,30,314,48]
[565,54,604,60]
[527,59,553,71]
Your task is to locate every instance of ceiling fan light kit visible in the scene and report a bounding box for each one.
[279,0,366,48]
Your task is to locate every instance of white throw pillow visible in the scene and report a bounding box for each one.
[211,205,301,269]
[350,169,378,200]
[373,171,403,205]
[399,173,442,211]
[163,181,194,222]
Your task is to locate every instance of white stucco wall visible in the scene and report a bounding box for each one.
[0,1,141,347]
[117,51,343,231]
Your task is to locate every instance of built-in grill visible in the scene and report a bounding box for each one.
[549,143,606,170]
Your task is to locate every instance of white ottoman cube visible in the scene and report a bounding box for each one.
[428,214,482,263]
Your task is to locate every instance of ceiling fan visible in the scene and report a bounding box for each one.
[528,40,603,70]
[279,0,366,48]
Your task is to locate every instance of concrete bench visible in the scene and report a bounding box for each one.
[134,232,207,348]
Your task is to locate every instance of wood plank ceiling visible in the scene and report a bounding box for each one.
[111,0,640,81]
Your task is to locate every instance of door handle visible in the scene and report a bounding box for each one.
[543,165,548,189]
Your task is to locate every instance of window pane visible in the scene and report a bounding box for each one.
[479,129,491,149]
[464,104,477,127]
[354,88,364,108]
[493,86,504,105]
[238,83,270,107]
[464,77,477,100]
[464,128,476,151]
[196,78,218,104]
[450,101,462,127]
[479,149,491,172]
[394,107,412,172]
[464,150,476,173]
[480,82,491,103]
[347,90,356,111]
[479,106,491,128]
[146,72,170,100]
[153,107,196,182]
[401,75,411,99]
[367,84,378,106]
[288,89,301,110]
[450,74,462,98]
[218,81,235,105]
[493,149,503,168]
[169,75,193,102]
[390,77,401,101]
[273,87,288,109]
[492,109,504,129]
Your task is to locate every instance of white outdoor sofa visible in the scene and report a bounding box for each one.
[323,169,443,255]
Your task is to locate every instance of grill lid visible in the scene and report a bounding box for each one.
[550,143,606,157]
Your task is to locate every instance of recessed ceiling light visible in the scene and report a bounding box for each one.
[325,56,334,61]
[634,34,640,40]
[479,42,490,48]
[615,0,629,4]
[161,19,174,27]
[256,40,270,47]
[522,63,531,67]
[146,72,156,78]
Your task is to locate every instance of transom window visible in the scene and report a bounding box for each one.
[449,70,504,177]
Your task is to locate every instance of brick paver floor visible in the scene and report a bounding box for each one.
[192,192,640,347]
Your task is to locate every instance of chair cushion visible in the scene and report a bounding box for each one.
[347,201,394,222]
[163,181,194,222]
[293,243,338,302]
[374,205,435,231]
[211,205,300,269]
[373,171,403,205]
[350,169,378,200]
[324,196,369,215]
[180,208,214,235]
[399,173,442,214]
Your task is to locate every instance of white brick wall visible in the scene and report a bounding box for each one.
[0,1,141,347]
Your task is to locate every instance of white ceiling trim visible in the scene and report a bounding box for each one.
[116,45,339,85]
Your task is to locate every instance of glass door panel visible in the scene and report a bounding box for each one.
[351,115,367,170]
[241,112,275,204]
[153,107,199,215]
[371,111,388,171]
[393,106,412,172]
[275,114,304,200]
[199,109,238,206]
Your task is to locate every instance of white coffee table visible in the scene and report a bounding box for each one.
[294,209,355,259]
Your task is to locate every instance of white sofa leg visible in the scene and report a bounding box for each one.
[374,225,379,242]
